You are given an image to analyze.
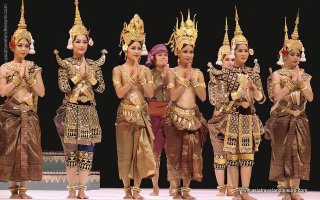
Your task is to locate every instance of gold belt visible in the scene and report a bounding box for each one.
[170,104,196,119]
[13,103,33,112]
[279,105,305,117]
[120,102,147,111]
[233,101,250,109]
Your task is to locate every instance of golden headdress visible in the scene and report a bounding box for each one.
[167,10,198,56]
[67,0,93,50]
[277,11,306,65]
[119,14,148,55]
[216,17,231,66]
[10,0,35,54]
[230,7,253,57]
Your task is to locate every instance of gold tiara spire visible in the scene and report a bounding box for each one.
[167,10,198,55]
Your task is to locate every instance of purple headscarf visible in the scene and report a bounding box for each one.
[145,44,168,67]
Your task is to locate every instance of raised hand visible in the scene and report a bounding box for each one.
[296,66,302,82]
[184,69,191,80]
[249,80,258,94]
[19,60,26,78]
[80,57,87,76]
[23,60,30,79]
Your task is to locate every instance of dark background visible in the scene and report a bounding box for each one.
[1,0,319,190]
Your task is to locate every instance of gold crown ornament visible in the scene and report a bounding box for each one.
[10,0,35,54]
[67,0,93,50]
[167,10,198,56]
[230,7,254,58]
[277,10,306,66]
[216,17,231,66]
[119,14,148,55]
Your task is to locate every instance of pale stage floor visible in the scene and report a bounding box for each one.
[0,188,319,200]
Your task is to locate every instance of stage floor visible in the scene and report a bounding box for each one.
[0,188,319,199]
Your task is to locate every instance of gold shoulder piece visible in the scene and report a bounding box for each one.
[253,59,260,74]
[54,49,67,69]
[92,49,108,68]
[209,66,223,76]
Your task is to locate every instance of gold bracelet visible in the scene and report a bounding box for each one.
[12,75,22,87]
[26,77,37,87]
[167,83,175,89]
[140,79,147,85]
[297,81,307,91]
[71,74,82,84]
[112,77,121,86]
[231,90,243,100]
[271,81,280,87]
[301,85,308,91]
[253,91,263,101]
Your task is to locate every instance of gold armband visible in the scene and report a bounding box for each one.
[71,74,82,84]
[112,76,121,86]
[231,90,244,100]
[26,77,37,87]
[297,81,307,91]
[253,91,263,101]
[193,82,206,88]
[271,80,280,87]
[167,82,175,89]
[139,77,147,85]
[86,74,97,85]
[12,75,22,87]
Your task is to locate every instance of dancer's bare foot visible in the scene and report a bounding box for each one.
[149,186,159,196]
[67,193,77,199]
[9,186,21,199]
[172,188,182,199]
[123,187,133,199]
[231,188,242,200]
[226,188,233,196]
[17,187,32,199]
[132,187,144,200]
[9,193,21,199]
[77,191,89,199]
[67,185,77,199]
[18,192,32,199]
[216,185,225,196]
[241,192,257,200]
[291,192,304,200]
[169,185,174,196]
[181,187,196,200]
[282,193,292,200]
[77,185,89,199]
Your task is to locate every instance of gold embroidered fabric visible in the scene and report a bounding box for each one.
[223,114,263,154]
[64,103,102,145]
[56,53,106,103]
[167,104,202,131]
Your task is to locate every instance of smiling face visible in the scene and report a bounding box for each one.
[72,34,88,57]
[154,52,168,68]
[234,44,249,66]
[126,41,142,62]
[12,39,30,60]
[221,54,234,68]
[178,44,194,66]
[283,48,301,69]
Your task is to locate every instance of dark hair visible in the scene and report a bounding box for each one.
[118,40,143,65]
